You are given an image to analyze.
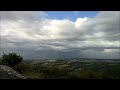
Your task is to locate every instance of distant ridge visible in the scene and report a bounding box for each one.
[23,58,120,61]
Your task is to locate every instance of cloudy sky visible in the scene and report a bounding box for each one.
[0,11,120,59]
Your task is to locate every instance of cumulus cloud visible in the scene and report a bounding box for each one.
[0,11,120,59]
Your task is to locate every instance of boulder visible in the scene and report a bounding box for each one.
[0,65,26,79]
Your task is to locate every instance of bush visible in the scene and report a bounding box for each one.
[13,63,30,74]
[1,52,23,67]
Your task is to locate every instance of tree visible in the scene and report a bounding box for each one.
[1,52,23,67]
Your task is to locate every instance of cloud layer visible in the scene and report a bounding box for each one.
[0,11,120,59]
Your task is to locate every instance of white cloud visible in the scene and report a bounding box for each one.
[73,11,79,13]
[104,49,120,53]
[0,11,120,59]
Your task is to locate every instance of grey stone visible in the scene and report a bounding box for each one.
[0,65,26,79]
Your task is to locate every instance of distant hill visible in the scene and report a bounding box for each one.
[23,58,120,61]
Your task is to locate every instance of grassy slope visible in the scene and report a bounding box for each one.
[13,60,120,79]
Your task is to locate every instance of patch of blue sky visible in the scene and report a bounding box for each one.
[46,11,99,21]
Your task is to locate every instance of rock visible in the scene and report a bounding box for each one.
[0,65,26,79]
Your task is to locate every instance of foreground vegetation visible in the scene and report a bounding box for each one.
[12,60,120,79]
[0,53,120,79]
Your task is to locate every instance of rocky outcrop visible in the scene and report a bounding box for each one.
[0,65,26,79]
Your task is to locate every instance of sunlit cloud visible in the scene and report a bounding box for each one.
[0,11,120,59]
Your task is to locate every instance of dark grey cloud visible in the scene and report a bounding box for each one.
[0,11,120,59]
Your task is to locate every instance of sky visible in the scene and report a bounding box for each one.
[0,11,120,59]
[46,11,98,21]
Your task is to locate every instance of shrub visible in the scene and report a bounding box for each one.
[1,52,23,67]
[13,63,30,74]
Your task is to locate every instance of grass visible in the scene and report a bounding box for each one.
[12,60,120,79]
